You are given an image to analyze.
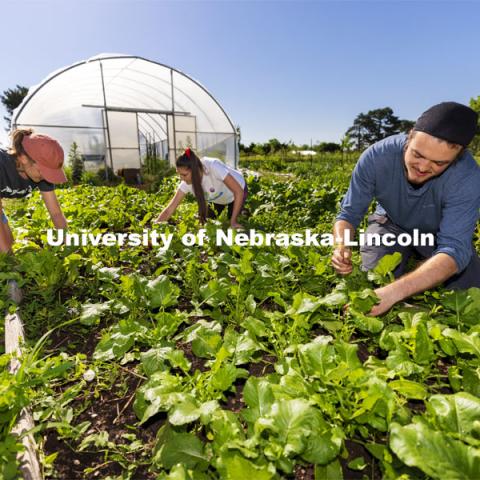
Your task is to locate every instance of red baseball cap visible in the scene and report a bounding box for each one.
[22,133,67,184]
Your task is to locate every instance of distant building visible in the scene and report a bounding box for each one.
[292,150,317,156]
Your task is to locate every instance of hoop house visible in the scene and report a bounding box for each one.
[13,54,238,172]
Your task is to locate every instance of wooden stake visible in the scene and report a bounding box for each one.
[5,282,42,480]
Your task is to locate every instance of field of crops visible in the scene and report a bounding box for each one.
[1,162,480,479]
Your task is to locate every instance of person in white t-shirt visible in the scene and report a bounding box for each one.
[155,148,247,228]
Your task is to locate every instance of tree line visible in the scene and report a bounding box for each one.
[239,107,415,155]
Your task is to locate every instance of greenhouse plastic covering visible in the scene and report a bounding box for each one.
[13,54,238,171]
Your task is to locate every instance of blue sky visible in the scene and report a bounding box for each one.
[1,0,479,145]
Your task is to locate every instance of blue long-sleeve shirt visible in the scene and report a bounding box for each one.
[337,134,480,271]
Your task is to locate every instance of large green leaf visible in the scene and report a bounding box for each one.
[133,371,185,423]
[314,459,343,480]
[302,427,342,465]
[390,422,480,479]
[368,252,402,284]
[287,292,323,315]
[351,377,395,432]
[210,363,241,393]
[79,302,110,326]
[156,463,211,480]
[183,321,223,359]
[93,318,148,361]
[242,316,268,338]
[169,396,201,426]
[223,328,263,365]
[461,288,480,325]
[256,399,335,462]
[349,308,384,334]
[153,424,208,470]
[200,278,231,307]
[427,392,480,438]
[413,321,435,364]
[389,380,428,400]
[385,346,425,377]
[141,346,191,377]
[209,409,246,449]
[443,328,480,358]
[348,289,379,313]
[146,275,180,308]
[317,290,348,308]
[459,361,480,396]
[335,341,362,369]
[242,377,275,424]
[217,452,275,480]
[154,311,186,339]
[140,347,170,376]
[441,288,480,326]
[297,337,336,378]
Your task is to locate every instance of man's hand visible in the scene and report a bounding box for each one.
[331,245,353,275]
[332,220,355,275]
[368,253,458,316]
[369,285,399,316]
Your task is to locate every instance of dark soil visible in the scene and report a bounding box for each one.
[351,336,387,364]
[294,464,315,479]
[407,399,426,414]
[44,369,159,479]
[41,320,160,479]
[249,354,277,377]
[47,322,101,358]
[310,326,334,338]
[223,381,245,413]
[176,340,209,372]
[435,358,455,393]
[289,439,383,480]
[340,439,382,480]
[261,298,283,312]
[355,342,371,363]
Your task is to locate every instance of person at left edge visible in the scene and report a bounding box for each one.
[0,128,68,253]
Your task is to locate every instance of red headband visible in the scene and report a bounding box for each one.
[185,148,191,158]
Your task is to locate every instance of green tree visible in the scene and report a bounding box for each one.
[0,85,29,130]
[398,119,415,134]
[68,142,84,185]
[266,138,282,154]
[340,134,353,153]
[315,142,341,153]
[340,134,354,166]
[241,142,257,155]
[346,107,413,150]
[252,142,269,157]
[469,96,480,154]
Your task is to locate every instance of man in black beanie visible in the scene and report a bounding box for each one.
[332,101,480,316]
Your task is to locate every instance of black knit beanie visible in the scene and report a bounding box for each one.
[414,102,478,147]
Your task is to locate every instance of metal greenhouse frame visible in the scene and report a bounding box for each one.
[13,54,239,174]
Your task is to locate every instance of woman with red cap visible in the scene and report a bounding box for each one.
[0,128,68,252]
[155,148,247,229]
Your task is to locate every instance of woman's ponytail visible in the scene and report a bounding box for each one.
[176,149,207,223]
[9,128,33,157]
